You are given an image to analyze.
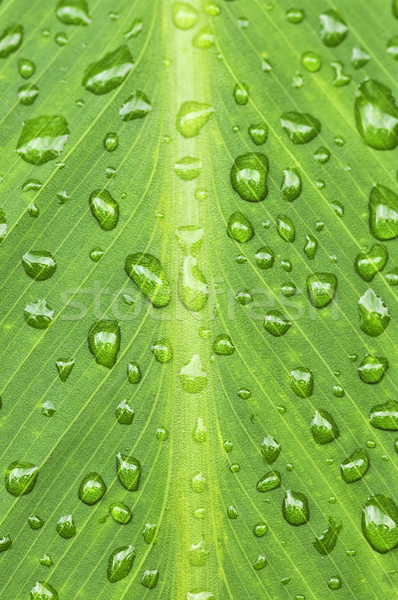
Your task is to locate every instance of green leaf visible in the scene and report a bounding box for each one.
[0,1,398,599]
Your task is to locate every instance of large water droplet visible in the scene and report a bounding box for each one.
[119,90,152,121]
[358,354,389,384]
[110,501,132,524]
[82,45,134,94]
[310,409,340,444]
[174,156,201,180]
[212,333,235,355]
[88,320,121,368]
[141,569,159,589]
[362,495,398,553]
[125,253,171,308]
[16,116,69,165]
[56,0,90,25]
[369,399,398,430]
[56,514,76,539]
[282,490,310,525]
[0,24,23,58]
[369,184,398,240]
[319,9,348,47]
[176,101,213,137]
[172,2,198,29]
[280,112,321,144]
[355,80,398,150]
[5,461,38,496]
[24,299,54,329]
[307,272,337,308]
[230,153,268,201]
[107,544,135,582]
[116,452,141,490]
[314,517,342,555]
[289,367,313,398]
[276,214,295,242]
[180,354,207,393]
[30,581,58,600]
[281,167,302,201]
[264,310,291,336]
[151,338,173,363]
[256,470,281,492]
[227,211,254,243]
[354,244,388,281]
[340,448,369,483]
[358,288,390,336]
[89,189,119,230]
[176,226,208,311]
[22,251,57,281]
[78,472,106,505]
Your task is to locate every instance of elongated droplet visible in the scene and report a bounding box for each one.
[307,272,337,308]
[230,153,268,201]
[116,452,141,491]
[107,544,135,583]
[82,45,134,94]
[30,581,58,600]
[319,9,348,47]
[174,156,201,180]
[176,101,214,137]
[358,288,390,336]
[280,112,321,144]
[0,24,23,58]
[89,189,119,230]
[119,90,152,121]
[340,449,369,483]
[5,461,38,496]
[227,211,254,243]
[56,0,90,25]
[281,167,302,201]
[282,490,310,525]
[125,253,171,308]
[88,320,120,368]
[314,517,342,555]
[369,184,398,240]
[369,399,398,430]
[176,226,208,311]
[256,470,281,492]
[24,299,54,329]
[16,116,69,165]
[358,354,389,384]
[276,214,295,242]
[355,80,398,150]
[180,354,207,393]
[362,495,398,553]
[78,472,106,505]
[127,362,142,384]
[260,435,280,464]
[310,409,340,444]
[304,235,317,259]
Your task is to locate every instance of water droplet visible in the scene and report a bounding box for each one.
[351,46,370,69]
[55,358,75,382]
[119,90,152,121]
[261,435,281,464]
[18,58,35,79]
[193,417,207,442]
[281,167,302,201]
[254,522,268,537]
[253,554,267,570]
[328,576,342,590]
[24,299,54,329]
[30,581,58,599]
[257,470,281,492]
[176,101,214,137]
[115,399,134,424]
[230,153,268,201]
[89,247,103,262]
[0,24,23,58]
[107,544,135,582]
[189,539,209,566]
[280,112,321,144]
[174,156,201,180]
[355,80,398,150]
[28,515,44,530]
[358,354,389,384]
[341,448,369,483]
[172,2,198,29]
[89,189,119,230]
[237,388,251,399]
[127,362,142,384]
[42,400,56,417]
[386,266,398,285]
[141,569,159,589]
[227,211,254,243]
[39,554,52,567]
[304,235,317,259]
[18,83,39,105]
[307,272,337,308]
[0,534,11,553]
[301,51,321,72]
[88,320,120,368]
[235,288,252,304]
[82,45,133,94]
[358,288,390,336]
[264,310,291,336]
[55,31,68,46]
[16,116,69,165]
[56,0,90,25]
[310,409,340,444]
[314,517,342,554]
[56,514,76,539]
[124,18,143,39]
[354,244,388,281]
[255,245,274,269]
[110,501,132,524]
[205,1,221,16]
[151,338,173,363]
[313,146,330,164]
[193,26,214,49]
[103,132,118,152]
[143,522,157,544]
[286,7,304,23]
[233,82,249,105]
[290,367,313,397]
[22,251,57,281]
[248,122,268,145]
[369,399,398,430]
[78,472,106,505]
[125,253,171,307]
[362,495,398,553]
[176,226,208,311]
[331,61,351,87]
[212,334,235,355]
[180,354,207,393]
[190,471,207,493]
[319,9,348,47]
[116,452,141,491]
[282,490,310,525]
[276,214,295,242]
[369,184,398,239]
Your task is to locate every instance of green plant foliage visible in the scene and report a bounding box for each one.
[0,1,397,599]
